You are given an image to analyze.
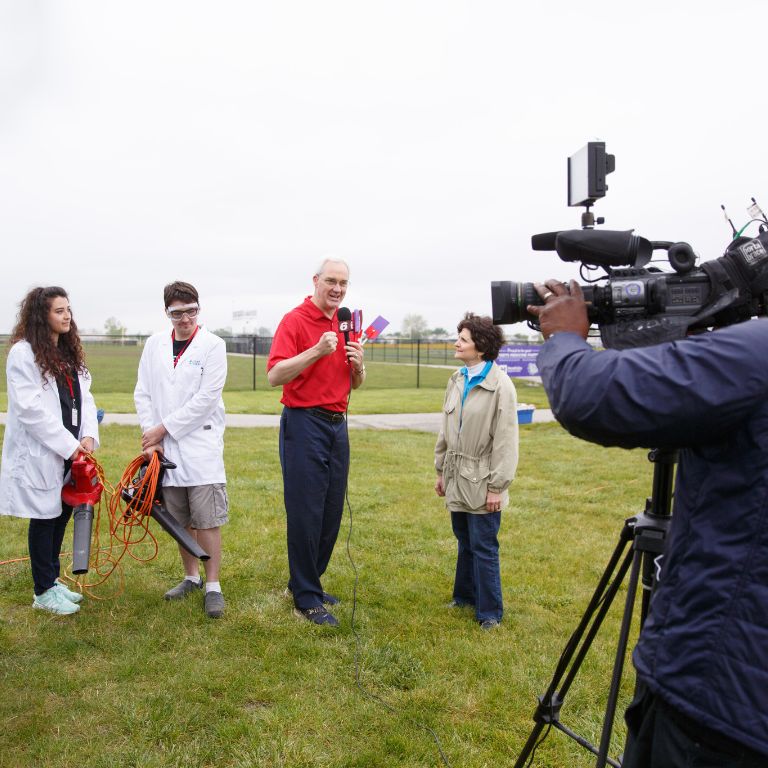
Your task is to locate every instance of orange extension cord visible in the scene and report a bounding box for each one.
[0,453,163,599]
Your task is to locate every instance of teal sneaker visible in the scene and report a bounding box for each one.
[54,579,83,604]
[33,587,80,615]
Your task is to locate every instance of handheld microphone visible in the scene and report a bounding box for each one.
[337,306,352,346]
[337,306,352,364]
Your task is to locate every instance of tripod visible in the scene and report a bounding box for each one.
[514,448,677,768]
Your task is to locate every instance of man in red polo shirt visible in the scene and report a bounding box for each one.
[267,258,366,626]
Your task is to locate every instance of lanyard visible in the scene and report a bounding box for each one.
[172,326,199,368]
[64,374,79,428]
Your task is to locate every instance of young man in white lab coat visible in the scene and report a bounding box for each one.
[134,281,228,618]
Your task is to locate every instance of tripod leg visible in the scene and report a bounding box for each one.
[595,547,644,768]
[515,720,550,768]
[516,452,676,768]
[639,546,661,626]
[514,521,634,768]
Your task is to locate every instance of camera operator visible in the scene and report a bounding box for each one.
[527,279,768,767]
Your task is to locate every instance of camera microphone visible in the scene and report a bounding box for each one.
[531,229,652,268]
[556,229,652,267]
[531,232,560,251]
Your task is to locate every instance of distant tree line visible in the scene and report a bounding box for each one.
[100,316,540,343]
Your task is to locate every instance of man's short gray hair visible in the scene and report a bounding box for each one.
[315,257,350,277]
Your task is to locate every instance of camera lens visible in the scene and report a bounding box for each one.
[491,281,542,325]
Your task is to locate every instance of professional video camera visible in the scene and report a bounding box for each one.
[491,142,768,349]
[504,144,768,767]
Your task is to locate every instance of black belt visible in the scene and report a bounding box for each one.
[307,407,346,424]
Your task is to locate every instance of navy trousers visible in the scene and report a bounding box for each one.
[28,505,73,596]
[279,407,349,610]
[623,685,766,767]
[451,510,503,623]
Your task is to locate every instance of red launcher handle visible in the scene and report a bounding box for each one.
[62,455,104,507]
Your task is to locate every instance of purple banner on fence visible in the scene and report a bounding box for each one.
[496,344,541,377]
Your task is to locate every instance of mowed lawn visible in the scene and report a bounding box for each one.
[0,343,551,415]
[0,423,650,768]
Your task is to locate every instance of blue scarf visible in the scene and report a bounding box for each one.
[459,360,493,428]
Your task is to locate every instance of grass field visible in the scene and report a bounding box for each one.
[0,345,551,415]
[0,344,465,395]
[0,423,650,768]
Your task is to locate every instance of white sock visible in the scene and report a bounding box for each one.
[205,581,221,593]
[185,575,202,585]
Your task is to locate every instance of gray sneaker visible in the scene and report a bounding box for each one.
[164,578,203,600]
[204,591,225,618]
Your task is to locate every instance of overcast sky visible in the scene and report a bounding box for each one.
[2,1,766,336]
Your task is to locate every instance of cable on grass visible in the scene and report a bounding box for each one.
[342,368,454,768]
[0,453,164,600]
[69,452,163,598]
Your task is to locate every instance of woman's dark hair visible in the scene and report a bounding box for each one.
[164,281,199,308]
[10,287,86,379]
[457,313,505,361]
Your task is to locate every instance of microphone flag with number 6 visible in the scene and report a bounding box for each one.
[337,306,352,344]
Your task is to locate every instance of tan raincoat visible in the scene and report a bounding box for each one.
[435,363,519,513]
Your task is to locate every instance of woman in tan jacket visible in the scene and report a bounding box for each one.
[435,313,519,629]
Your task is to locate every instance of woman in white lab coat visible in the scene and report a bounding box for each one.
[0,287,99,615]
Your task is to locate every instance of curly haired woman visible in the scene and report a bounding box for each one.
[0,287,99,615]
[435,313,518,629]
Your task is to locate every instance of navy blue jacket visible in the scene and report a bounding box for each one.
[538,320,768,757]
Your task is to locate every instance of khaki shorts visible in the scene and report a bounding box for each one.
[162,484,229,530]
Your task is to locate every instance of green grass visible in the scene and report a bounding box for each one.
[82,379,549,416]
[0,343,551,414]
[0,345,459,395]
[0,423,649,767]
[0,345,261,395]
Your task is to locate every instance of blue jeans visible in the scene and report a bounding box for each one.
[279,407,349,610]
[451,511,503,623]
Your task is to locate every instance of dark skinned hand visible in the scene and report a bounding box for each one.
[527,279,590,340]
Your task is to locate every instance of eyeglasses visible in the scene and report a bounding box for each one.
[167,306,199,320]
[320,278,350,289]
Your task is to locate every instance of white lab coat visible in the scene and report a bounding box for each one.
[134,326,227,487]
[0,341,99,519]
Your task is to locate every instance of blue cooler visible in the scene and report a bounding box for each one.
[517,404,535,424]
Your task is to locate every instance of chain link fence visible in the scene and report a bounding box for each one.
[0,334,538,392]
